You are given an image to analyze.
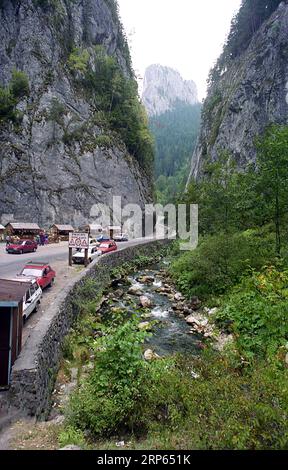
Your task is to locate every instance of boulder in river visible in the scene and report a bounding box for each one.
[137,275,155,284]
[174,292,184,301]
[128,285,143,296]
[139,295,153,308]
[144,349,160,361]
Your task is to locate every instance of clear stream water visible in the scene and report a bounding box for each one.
[103,262,203,357]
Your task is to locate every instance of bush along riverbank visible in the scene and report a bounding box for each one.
[9,239,285,451]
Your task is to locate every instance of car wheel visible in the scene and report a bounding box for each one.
[33,248,37,252]
[49,278,55,288]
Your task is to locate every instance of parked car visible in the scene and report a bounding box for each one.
[96,234,110,243]
[18,262,56,289]
[10,277,42,322]
[113,233,129,242]
[97,240,117,255]
[6,239,38,254]
[72,246,100,264]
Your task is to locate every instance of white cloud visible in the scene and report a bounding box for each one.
[118,0,242,100]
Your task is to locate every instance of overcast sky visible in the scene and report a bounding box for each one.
[118,0,242,100]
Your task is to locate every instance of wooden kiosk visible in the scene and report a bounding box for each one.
[0,280,29,389]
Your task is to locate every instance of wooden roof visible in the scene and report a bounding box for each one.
[0,279,31,307]
[6,222,41,230]
[52,224,74,231]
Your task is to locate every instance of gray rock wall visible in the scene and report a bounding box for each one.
[8,239,170,418]
[187,2,288,181]
[0,0,153,227]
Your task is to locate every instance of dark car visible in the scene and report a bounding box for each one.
[6,239,38,254]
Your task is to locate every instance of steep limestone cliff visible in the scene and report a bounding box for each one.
[142,64,198,117]
[188,1,288,181]
[0,0,153,227]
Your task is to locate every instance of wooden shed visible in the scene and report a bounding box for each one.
[0,279,29,389]
[0,224,5,241]
[50,224,74,242]
[5,222,41,240]
[85,224,103,236]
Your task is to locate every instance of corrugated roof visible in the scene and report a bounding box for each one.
[0,224,5,230]
[52,224,74,231]
[0,279,31,305]
[7,223,41,230]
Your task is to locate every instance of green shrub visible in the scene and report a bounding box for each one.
[68,48,90,74]
[215,266,288,359]
[0,87,16,122]
[66,317,149,436]
[10,69,30,99]
[58,426,86,449]
[170,230,275,300]
[0,70,29,123]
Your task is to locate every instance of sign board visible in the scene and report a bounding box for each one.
[69,232,89,249]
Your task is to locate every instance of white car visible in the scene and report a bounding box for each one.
[113,233,129,242]
[72,246,100,264]
[11,277,42,322]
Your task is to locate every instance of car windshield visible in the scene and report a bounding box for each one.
[100,243,109,248]
[13,241,24,245]
[21,268,43,277]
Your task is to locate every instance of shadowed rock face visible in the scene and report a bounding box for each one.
[142,64,198,117]
[187,2,288,183]
[0,0,153,227]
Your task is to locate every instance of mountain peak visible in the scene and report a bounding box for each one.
[142,64,198,116]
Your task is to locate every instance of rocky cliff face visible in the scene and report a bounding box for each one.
[188,1,288,181]
[0,0,153,228]
[142,64,198,117]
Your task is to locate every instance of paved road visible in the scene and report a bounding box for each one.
[0,237,155,279]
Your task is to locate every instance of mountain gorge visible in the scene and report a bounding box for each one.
[0,0,154,227]
[142,65,201,203]
[188,0,288,181]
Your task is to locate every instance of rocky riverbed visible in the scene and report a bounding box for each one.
[97,260,233,358]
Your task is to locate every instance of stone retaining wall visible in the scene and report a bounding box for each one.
[8,239,170,418]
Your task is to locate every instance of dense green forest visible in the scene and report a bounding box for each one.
[150,102,201,204]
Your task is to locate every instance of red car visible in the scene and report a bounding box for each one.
[6,239,38,254]
[19,262,56,289]
[98,240,117,254]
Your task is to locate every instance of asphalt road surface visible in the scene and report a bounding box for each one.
[0,237,155,279]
